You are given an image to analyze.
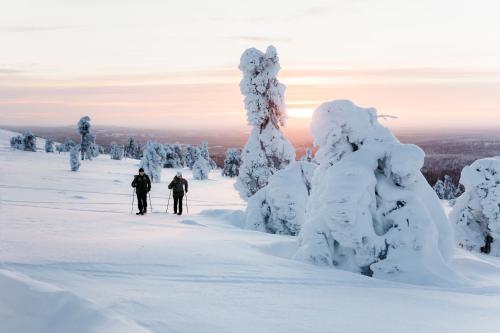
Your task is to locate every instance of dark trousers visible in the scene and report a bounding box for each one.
[137,192,148,212]
[173,194,184,214]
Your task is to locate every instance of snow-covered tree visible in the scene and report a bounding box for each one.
[140,141,166,183]
[222,148,242,177]
[450,157,500,256]
[192,148,210,180]
[198,141,217,169]
[164,143,184,168]
[300,148,315,163]
[295,100,455,282]
[110,142,124,160]
[77,116,93,160]
[124,137,140,159]
[69,145,81,171]
[236,46,295,200]
[433,175,459,200]
[61,139,76,152]
[246,161,316,235]
[44,139,55,153]
[85,133,99,159]
[183,145,197,169]
[10,131,37,152]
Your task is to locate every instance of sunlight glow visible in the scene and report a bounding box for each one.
[287,108,314,118]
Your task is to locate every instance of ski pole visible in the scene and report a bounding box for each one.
[166,189,172,213]
[185,192,189,214]
[148,191,153,212]
[131,189,135,215]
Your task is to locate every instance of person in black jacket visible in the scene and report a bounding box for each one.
[131,168,151,215]
[168,171,188,215]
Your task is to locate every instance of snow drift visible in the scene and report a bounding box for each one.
[295,100,456,283]
[451,157,500,256]
[0,270,150,333]
[245,161,317,235]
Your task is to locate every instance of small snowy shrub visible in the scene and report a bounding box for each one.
[45,139,55,153]
[451,157,500,256]
[433,175,459,200]
[295,100,455,282]
[110,142,124,160]
[10,131,37,151]
[140,141,166,183]
[222,148,242,177]
[246,161,316,235]
[235,46,295,200]
[192,148,210,180]
[70,145,81,171]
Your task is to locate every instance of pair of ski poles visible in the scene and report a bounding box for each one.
[165,189,189,214]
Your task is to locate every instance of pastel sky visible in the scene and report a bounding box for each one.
[1,0,499,131]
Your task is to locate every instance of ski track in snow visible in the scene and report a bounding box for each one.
[1,129,500,333]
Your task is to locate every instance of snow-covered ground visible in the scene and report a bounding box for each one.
[1,128,500,333]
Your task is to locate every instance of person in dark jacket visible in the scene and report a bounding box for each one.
[131,168,151,215]
[168,171,188,215]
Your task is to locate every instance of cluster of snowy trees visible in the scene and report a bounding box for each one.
[238,46,491,283]
[10,131,37,152]
[124,137,143,159]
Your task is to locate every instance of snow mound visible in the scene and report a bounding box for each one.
[295,100,458,284]
[0,270,151,333]
[451,157,500,256]
[245,161,317,235]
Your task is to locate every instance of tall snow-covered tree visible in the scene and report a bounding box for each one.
[222,148,242,177]
[110,142,124,160]
[246,161,316,235]
[140,141,166,183]
[451,158,500,256]
[45,139,55,153]
[295,100,455,282]
[192,148,210,180]
[235,46,295,200]
[184,145,197,169]
[69,145,81,171]
[198,141,217,169]
[77,116,93,160]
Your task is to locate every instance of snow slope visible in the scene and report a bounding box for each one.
[1,128,500,332]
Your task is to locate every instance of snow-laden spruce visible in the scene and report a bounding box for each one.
[434,175,459,200]
[295,100,455,281]
[246,161,316,235]
[140,141,166,183]
[222,148,242,177]
[110,142,124,160]
[235,46,295,200]
[124,137,142,159]
[10,131,37,152]
[183,145,197,169]
[164,143,184,168]
[69,145,81,171]
[192,148,210,180]
[450,157,500,256]
[77,116,96,160]
[44,139,55,153]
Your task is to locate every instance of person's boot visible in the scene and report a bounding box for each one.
[178,212,182,216]
[136,211,142,215]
